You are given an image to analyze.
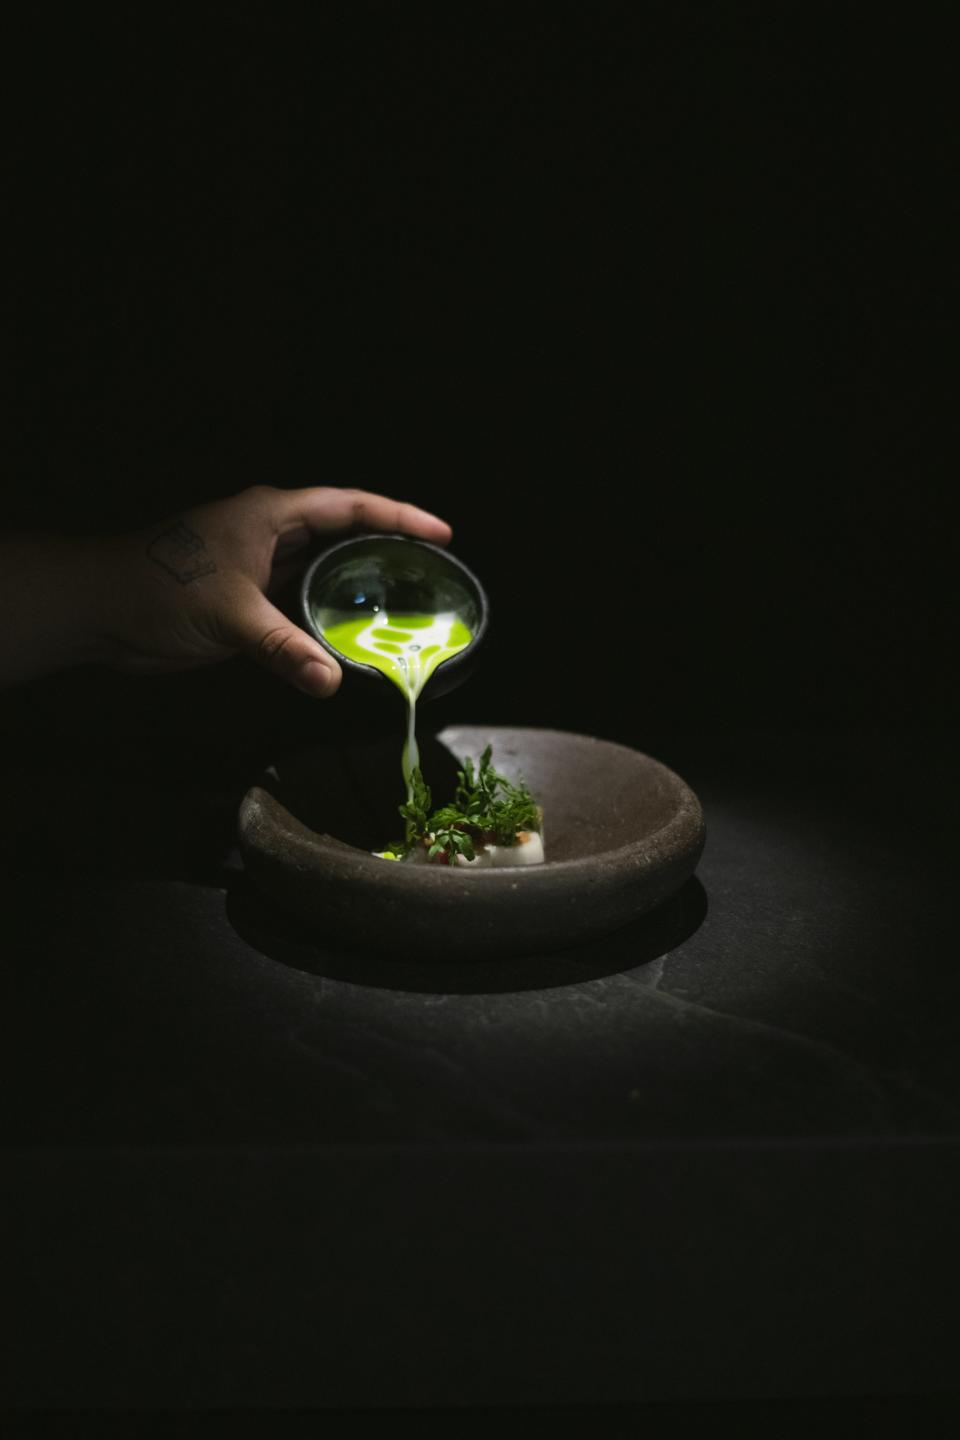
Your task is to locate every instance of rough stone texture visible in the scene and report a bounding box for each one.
[2,726,959,1410]
[238,726,706,958]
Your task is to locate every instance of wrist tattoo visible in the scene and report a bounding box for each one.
[147,520,217,584]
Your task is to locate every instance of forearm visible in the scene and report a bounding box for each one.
[0,533,112,688]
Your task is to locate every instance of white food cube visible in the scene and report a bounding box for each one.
[490,831,545,867]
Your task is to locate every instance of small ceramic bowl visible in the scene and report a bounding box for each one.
[300,534,489,703]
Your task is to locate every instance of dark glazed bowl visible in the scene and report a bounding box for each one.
[238,726,706,959]
[300,534,488,703]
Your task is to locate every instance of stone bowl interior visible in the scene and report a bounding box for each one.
[238,726,706,959]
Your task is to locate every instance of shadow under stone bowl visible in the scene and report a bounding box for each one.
[237,726,706,959]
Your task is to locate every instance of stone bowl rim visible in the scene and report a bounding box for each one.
[239,724,705,883]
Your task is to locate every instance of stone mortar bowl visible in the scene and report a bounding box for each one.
[238,726,706,960]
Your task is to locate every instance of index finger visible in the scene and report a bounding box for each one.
[271,487,452,546]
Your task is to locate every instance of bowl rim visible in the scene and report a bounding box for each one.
[299,532,489,681]
[241,726,706,882]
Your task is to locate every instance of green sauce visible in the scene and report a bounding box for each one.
[316,608,472,796]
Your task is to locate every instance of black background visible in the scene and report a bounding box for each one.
[3,5,960,1423]
[5,3,954,753]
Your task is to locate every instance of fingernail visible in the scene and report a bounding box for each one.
[299,660,335,697]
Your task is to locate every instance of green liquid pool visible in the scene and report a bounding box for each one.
[316,608,473,795]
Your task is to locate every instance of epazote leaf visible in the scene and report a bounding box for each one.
[398,768,433,847]
[393,751,540,860]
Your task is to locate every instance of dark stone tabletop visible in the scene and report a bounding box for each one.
[2,666,958,1411]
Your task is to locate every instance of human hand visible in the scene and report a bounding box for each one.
[92,485,452,697]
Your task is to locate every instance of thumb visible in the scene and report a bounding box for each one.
[225,585,342,698]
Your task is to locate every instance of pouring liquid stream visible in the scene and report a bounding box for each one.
[316,608,473,798]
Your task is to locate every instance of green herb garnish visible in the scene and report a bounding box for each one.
[391,745,540,865]
[398,767,433,850]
